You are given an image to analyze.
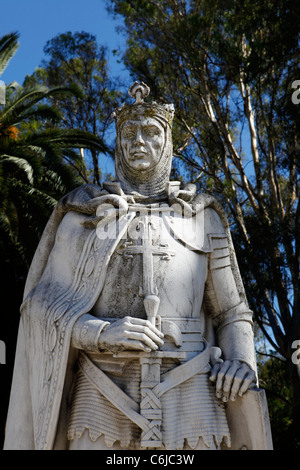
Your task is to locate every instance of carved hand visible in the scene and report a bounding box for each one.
[98,316,164,353]
[209,359,257,402]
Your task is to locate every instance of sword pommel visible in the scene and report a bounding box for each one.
[144,294,160,326]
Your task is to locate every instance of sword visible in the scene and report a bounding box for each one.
[118,213,183,448]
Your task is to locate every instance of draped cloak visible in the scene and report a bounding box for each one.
[3,183,263,450]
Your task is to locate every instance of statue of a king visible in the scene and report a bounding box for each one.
[4,82,272,450]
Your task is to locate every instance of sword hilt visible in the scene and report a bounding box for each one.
[143,294,160,327]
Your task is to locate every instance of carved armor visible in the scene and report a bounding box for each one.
[67,200,252,449]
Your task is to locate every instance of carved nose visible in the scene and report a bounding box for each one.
[134,129,145,145]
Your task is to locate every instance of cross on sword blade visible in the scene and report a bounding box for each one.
[117,215,175,325]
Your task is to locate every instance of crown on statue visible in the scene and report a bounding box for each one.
[113,81,175,129]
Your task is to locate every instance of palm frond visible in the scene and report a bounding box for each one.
[18,103,62,124]
[1,84,84,126]
[0,84,51,123]
[0,32,19,77]
[22,182,58,209]
[8,176,58,211]
[24,128,109,153]
[41,168,67,195]
[0,209,14,239]
[1,144,43,179]
[1,154,34,184]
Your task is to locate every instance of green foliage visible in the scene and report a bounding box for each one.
[24,31,124,185]
[258,354,300,449]
[0,33,108,289]
[0,32,19,76]
[108,0,300,444]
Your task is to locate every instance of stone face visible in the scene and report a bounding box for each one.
[4,82,272,450]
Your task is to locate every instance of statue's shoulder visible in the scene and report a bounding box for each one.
[192,191,221,209]
[58,184,103,211]
[192,191,229,235]
[193,191,226,215]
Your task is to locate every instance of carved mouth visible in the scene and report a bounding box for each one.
[130,151,149,160]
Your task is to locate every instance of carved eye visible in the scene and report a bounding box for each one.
[143,125,161,137]
[122,126,136,138]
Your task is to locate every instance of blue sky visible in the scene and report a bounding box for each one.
[1,0,131,176]
[1,1,252,179]
[1,0,130,86]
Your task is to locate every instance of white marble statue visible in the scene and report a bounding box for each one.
[4,82,272,450]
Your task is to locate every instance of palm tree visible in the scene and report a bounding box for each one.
[0,32,111,449]
[0,32,108,283]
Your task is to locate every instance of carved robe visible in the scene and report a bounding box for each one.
[4,183,259,450]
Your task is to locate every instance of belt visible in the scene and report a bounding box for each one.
[78,342,211,433]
